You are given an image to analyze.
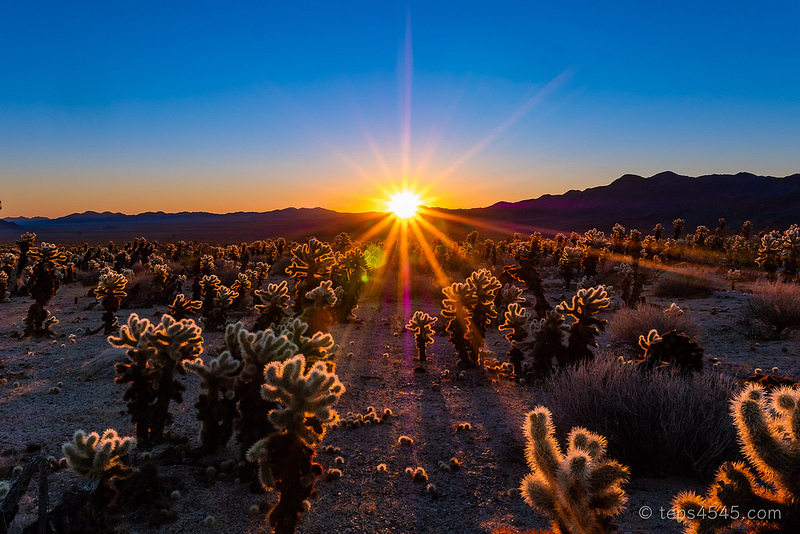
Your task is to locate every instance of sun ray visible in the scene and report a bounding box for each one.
[408,218,450,288]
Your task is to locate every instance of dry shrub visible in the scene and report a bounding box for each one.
[609,304,701,347]
[652,267,719,298]
[746,282,800,339]
[77,269,102,287]
[533,352,739,478]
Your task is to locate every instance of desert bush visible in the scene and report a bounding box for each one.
[608,303,701,347]
[533,352,739,478]
[745,281,800,339]
[652,267,719,298]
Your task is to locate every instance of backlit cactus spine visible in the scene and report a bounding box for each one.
[286,238,334,313]
[300,279,337,335]
[186,351,241,453]
[254,280,292,330]
[168,293,202,321]
[672,384,800,533]
[0,271,7,303]
[23,242,66,337]
[406,311,437,362]
[441,281,478,367]
[464,269,501,361]
[94,270,127,335]
[499,303,530,377]
[755,232,782,282]
[247,355,344,534]
[519,406,629,534]
[62,429,136,482]
[557,285,610,364]
[330,247,371,322]
[110,313,204,442]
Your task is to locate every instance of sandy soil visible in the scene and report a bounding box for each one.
[1,269,797,534]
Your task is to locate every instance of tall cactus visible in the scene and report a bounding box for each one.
[557,285,610,364]
[519,406,629,534]
[110,313,204,442]
[247,355,344,534]
[672,384,800,533]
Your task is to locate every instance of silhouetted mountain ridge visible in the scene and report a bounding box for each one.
[2,172,798,243]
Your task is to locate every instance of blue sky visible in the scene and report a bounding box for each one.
[2,1,799,217]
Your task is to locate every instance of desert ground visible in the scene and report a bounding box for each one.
[1,258,797,534]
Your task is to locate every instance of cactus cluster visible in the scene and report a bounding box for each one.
[110,313,204,442]
[441,269,501,367]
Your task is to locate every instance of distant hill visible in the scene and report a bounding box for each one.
[0,218,23,241]
[2,171,799,244]
[428,171,800,238]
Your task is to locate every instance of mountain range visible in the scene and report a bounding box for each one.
[2,171,798,244]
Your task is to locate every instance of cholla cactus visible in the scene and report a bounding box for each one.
[1,253,16,293]
[519,406,629,534]
[14,232,35,280]
[672,218,685,240]
[62,429,137,481]
[287,238,334,312]
[231,272,252,306]
[254,280,292,330]
[514,310,566,379]
[252,261,271,289]
[499,303,530,377]
[672,384,800,533]
[24,242,67,337]
[0,271,8,303]
[94,270,127,334]
[517,256,552,319]
[465,269,501,360]
[277,318,336,371]
[755,231,782,282]
[557,285,610,364]
[495,283,525,322]
[300,280,337,335]
[199,274,230,331]
[726,269,742,291]
[558,247,582,290]
[580,228,608,277]
[442,280,478,367]
[110,313,204,442]
[406,311,437,362]
[192,253,216,300]
[637,329,703,375]
[330,247,372,322]
[186,351,241,453]
[234,325,299,458]
[781,224,800,283]
[247,355,344,534]
[168,293,202,321]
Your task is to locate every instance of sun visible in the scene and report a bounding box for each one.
[386,190,422,219]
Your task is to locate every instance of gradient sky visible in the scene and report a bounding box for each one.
[2,1,799,218]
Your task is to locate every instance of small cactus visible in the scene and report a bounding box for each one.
[406,311,437,362]
[519,406,629,534]
[62,429,137,481]
[637,329,703,375]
